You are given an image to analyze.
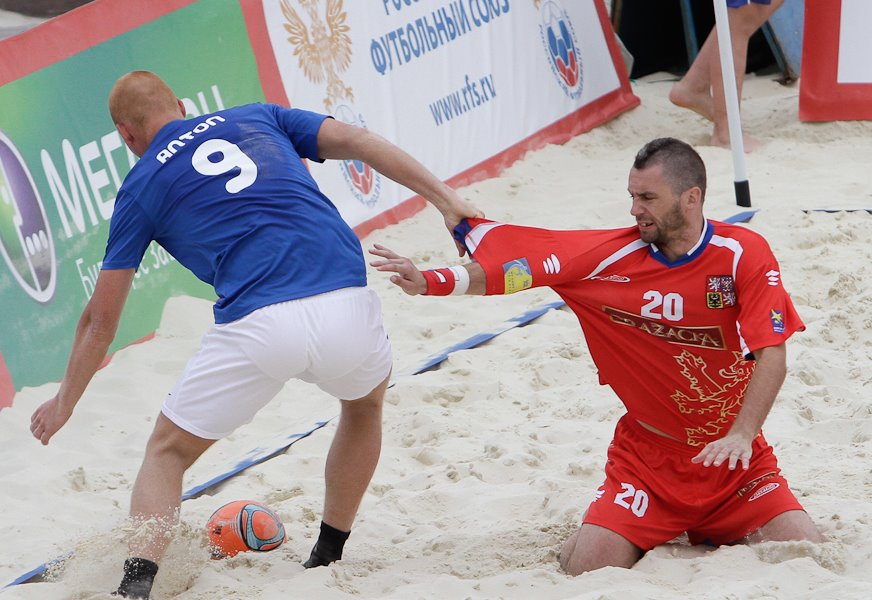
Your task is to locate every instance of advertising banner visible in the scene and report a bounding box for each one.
[800,0,872,121]
[255,0,638,234]
[0,0,268,407]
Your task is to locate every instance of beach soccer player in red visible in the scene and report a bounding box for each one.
[369,137,823,574]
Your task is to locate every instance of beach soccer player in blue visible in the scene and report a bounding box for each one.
[28,71,482,599]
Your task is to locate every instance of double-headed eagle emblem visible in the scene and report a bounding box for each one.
[280,0,354,112]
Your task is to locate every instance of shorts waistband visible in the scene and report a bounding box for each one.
[280,285,368,304]
[618,415,700,455]
[618,415,770,455]
[217,286,369,327]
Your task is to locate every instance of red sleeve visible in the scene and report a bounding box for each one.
[733,232,805,352]
[456,218,623,295]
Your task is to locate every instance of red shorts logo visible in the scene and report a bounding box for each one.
[748,482,780,502]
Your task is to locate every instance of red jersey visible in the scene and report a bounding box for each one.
[457,217,804,447]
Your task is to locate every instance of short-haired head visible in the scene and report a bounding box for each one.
[632,137,706,202]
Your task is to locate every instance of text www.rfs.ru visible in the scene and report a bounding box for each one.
[429,73,496,126]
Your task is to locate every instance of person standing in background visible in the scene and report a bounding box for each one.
[669,0,784,151]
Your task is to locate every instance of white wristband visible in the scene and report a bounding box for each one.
[448,265,470,295]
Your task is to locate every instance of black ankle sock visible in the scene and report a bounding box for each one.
[303,521,350,568]
[114,557,159,599]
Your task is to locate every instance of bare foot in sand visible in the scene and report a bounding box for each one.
[710,129,765,153]
[669,80,714,122]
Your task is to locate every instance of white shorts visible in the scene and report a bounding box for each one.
[162,287,392,439]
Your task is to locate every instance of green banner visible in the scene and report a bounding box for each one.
[0,1,266,400]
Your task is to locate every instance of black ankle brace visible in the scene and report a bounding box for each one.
[114,557,159,599]
[302,521,350,568]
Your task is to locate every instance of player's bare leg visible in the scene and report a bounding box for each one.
[709,0,783,150]
[669,31,717,122]
[558,523,644,575]
[304,374,389,568]
[670,0,783,151]
[741,509,824,544]
[115,414,215,598]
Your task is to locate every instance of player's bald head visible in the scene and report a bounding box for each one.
[108,71,180,129]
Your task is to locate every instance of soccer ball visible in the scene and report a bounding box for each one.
[206,500,287,559]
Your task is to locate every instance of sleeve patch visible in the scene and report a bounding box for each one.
[769,309,785,333]
[503,258,533,294]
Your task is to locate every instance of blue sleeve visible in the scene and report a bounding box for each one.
[101,193,154,270]
[266,104,330,163]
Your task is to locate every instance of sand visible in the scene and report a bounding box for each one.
[1,74,871,599]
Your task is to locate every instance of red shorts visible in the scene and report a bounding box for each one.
[583,416,804,549]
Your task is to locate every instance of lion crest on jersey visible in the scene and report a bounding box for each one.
[670,349,754,446]
[281,0,353,112]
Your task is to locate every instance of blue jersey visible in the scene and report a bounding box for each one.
[102,104,366,323]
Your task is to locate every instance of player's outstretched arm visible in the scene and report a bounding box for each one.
[30,268,135,445]
[317,119,483,255]
[369,244,485,296]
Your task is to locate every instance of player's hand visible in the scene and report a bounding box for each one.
[441,194,484,257]
[691,432,754,470]
[368,244,427,295]
[30,395,73,446]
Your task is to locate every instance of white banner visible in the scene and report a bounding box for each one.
[261,0,634,229]
[837,0,872,84]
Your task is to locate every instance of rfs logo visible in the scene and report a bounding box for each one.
[333,105,381,207]
[538,1,583,99]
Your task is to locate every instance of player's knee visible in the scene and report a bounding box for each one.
[558,551,598,577]
[144,416,213,468]
[339,387,386,422]
[557,547,577,575]
[347,375,390,405]
[753,510,825,544]
[557,531,588,576]
[786,515,825,544]
[558,524,644,575]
